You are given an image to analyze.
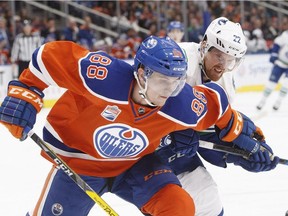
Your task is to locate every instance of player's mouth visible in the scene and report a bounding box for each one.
[159,94,171,99]
[214,67,224,74]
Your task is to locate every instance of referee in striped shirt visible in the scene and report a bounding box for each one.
[11,19,43,78]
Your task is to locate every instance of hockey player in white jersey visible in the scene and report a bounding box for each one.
[156,17,278,216]
[257,19,288,110]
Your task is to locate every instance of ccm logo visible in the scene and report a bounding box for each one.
[233,111,243,136]
[144,169,172,181]
[9,86,43,109]
[54,158,73,176]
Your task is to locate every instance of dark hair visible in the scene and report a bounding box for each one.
[23,19,31,26]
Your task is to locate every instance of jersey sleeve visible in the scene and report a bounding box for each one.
[192,82,233,131]
[274,32,285,47]
[19,41,90,95]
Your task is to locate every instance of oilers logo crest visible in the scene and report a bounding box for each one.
[94,123,148,158]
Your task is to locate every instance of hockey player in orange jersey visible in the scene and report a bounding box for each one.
[0,36,279,216]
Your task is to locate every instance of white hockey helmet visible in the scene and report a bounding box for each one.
[204,17,247,58]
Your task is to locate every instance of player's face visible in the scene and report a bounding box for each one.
[203,47,237,81]
[167,29,184,43]
[23,25,32,35]
[146,72,183,106]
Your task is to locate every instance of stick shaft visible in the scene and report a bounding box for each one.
[27,129,119,216]
[199,141,288,165]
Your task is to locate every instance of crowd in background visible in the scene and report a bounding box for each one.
[0,0,287,66]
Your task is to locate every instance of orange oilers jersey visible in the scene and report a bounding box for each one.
[19,41,233,177]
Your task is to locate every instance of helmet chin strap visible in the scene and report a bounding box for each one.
[134,72,157,107]
[199,62,210,81]
[199,44,211,81]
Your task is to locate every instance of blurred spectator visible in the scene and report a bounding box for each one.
[125,28,142,57]
[5,0,288,59]
[263,17,279,49]
[148,23,157,36]
[136,3,154,30]
[188,17,204,43]
[77,15,97,50]
[0,16,10,64]
[264,17,279,40]
[243,29,251,43]
[110,28,142,59]
[31,15,45,34]
[167,21,184,43]
[246,28,268,53]
[93,1,116,16]
[110,33,128,59]
[18,7,30,23]
[61,17,79,42]
[10,20,42,78]
[94,36,113,53]
[13,15,25,36]
[241,19,253,41]
[41,17,61,43]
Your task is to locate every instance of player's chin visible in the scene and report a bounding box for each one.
[210,71,223,81]
[153,97,168,106]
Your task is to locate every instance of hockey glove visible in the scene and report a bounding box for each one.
[226,144,280,172]
[217,110,264,154]
[199,130,279,171]
[159,129,200,157]
[269,43,280,64]
[198,146,228,168]
[269,56,277,64]
[0,80,44,140]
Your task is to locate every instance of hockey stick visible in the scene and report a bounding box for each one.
[25,128,119,216]
[199,141,288,165]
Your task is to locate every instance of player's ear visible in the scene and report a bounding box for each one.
[137,68,146,85]
[200,40,207,51]
[200,40,208,59]
[200,40,206,48]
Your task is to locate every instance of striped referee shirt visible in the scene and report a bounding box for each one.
[10,32,43,63]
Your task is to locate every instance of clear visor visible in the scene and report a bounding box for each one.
[146,70,186,97]
[207,48,242,71]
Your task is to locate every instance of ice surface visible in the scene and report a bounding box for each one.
[1,91,288,216]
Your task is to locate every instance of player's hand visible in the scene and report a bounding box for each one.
[167,129,200,157]
[226,143,280,172]
[217,111,265,154]
[0,80,44,140]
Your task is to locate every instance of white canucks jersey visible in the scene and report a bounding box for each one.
[274,30,288,68]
